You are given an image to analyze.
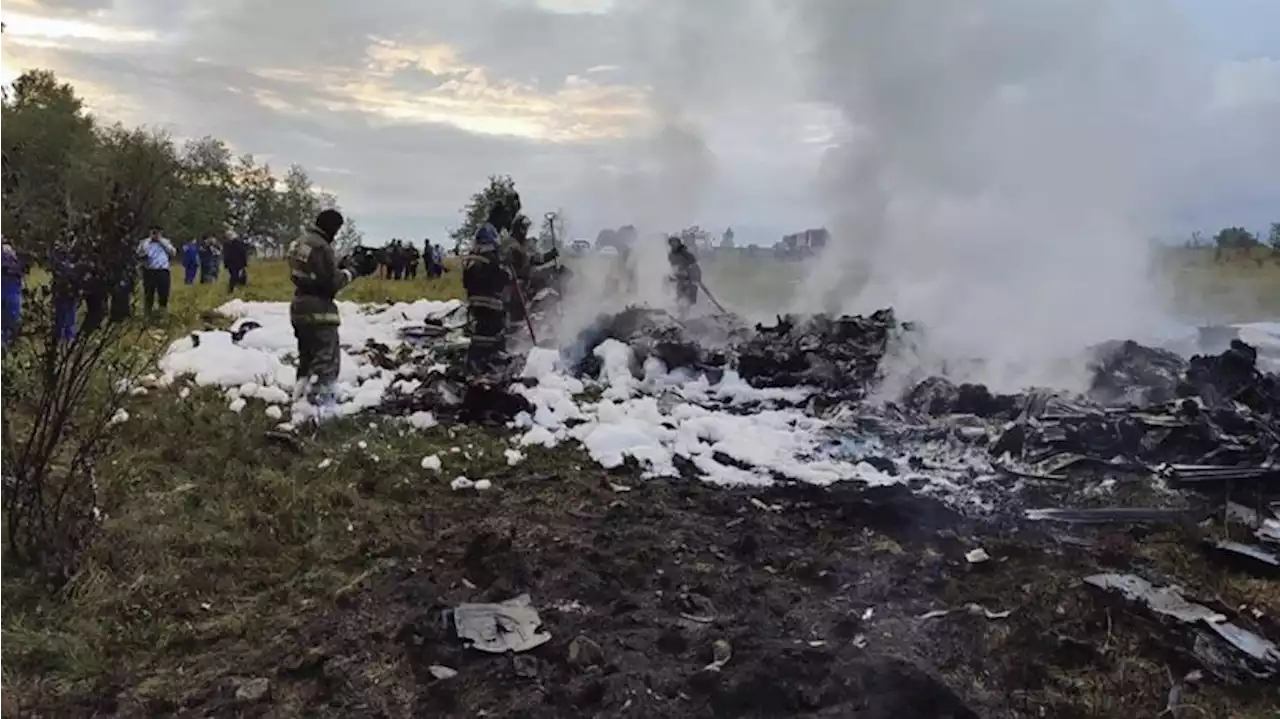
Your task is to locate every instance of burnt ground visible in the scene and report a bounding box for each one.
[4,389,1278,719]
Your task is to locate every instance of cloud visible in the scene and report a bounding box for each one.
[0,0,1276,253]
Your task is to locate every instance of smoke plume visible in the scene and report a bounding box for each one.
[788,0,1203,392]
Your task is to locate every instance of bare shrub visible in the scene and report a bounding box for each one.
[2,129,174,583]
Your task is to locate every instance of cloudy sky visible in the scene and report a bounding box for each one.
[1,0,1277,245]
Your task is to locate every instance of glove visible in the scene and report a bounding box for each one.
[542,247,559,263]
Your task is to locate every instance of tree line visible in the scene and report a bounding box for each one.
[1,68,365,581]
[2,69,359,261]
[1186,224,1280,261]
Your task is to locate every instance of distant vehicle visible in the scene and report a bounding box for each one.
[570,240,591,255]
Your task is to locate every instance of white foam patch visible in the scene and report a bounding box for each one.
[521,344,903,489]
[160,299,461,419]
[157,300,1008,498]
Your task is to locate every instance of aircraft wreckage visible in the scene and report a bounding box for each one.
[216,298,1279,690]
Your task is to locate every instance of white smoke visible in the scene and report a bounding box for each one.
[556,0,793,336]
[787,0,1205,392]
[550,0,1253,395]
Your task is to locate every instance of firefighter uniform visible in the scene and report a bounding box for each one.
[288,211,353,402]
[667,237,701,310]
[463,224,512,382]
[502,216,559,322]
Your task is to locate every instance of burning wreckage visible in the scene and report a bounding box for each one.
[188,296,1278,690]
[378,301,1280,675]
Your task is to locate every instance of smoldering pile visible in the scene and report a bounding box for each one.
[551,306,1280,680]
[567,307,904,406]
[384,305,1280,485]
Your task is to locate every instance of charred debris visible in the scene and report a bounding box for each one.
[373,303,1280,682]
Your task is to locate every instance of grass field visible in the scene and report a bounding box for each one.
[3,250,1279,717]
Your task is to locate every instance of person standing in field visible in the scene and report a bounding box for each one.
[181,238,200,285]
[287,209,375,410]
[208,236,223,282]
[223,229,249,292]
[198,237,216,283]
[137,226,175,317]
[2,239,23,346]
[406,244,421,279]
[427,242,444,278]
[49,241,79,341]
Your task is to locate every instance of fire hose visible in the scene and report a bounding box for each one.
[698,280,728,314]
[508,265,538,345]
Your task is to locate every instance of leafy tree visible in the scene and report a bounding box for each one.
[3,69,339,261]
[3,117,174,582]
[1212,226,1259,262]
[165,136,234,240]
[448,175,520,254]
[0,69,347,579]
[265,165,322,252]
[228,153,277,240]
[333,216,365,253]
[1,70,99,256]
[1268,222,1280,254]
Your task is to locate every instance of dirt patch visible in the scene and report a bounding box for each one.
[4,390,1277,719]
[16,458,1271,718]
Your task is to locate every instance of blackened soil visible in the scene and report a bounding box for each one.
[50,468,1280,718]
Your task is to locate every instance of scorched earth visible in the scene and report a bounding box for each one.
[135,298,1280,719]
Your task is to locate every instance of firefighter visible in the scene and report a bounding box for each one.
[287,209,375,409]
[463,218,513,383]
[503,214,559,322]
[667,236,701,311]
[607,244,636,298]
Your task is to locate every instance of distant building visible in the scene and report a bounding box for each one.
[775,228,830,259]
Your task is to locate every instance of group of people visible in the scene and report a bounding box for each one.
[180,231,251,290]
[375,240,447,280]
[0,225,258,347]
[282,199,562,420]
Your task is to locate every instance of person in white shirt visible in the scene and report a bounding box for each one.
[136,226,176,316]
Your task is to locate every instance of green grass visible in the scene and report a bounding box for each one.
[163,261,464,327]
[3,250,1278,717]
[1159,247,1280,321]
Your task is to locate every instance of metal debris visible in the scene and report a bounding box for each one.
[1084,573,1279,681]
[427,665,458,680]
[1023,507,1208,524]
[452,594,551,654]
[1225,501,1280,544]
[1207,540,1280,578]
[1084,574,1226,623]
[916,603,1012,621]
